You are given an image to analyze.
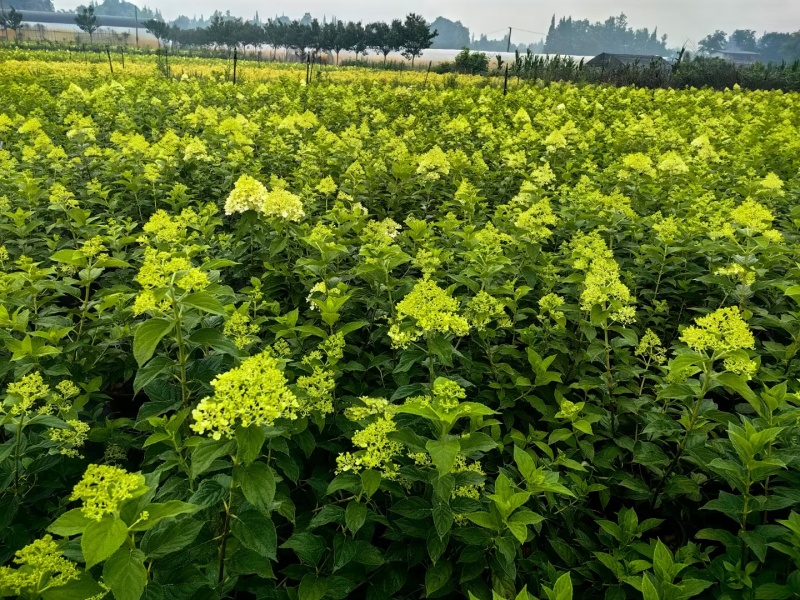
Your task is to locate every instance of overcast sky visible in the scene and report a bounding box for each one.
[55,0,799,47]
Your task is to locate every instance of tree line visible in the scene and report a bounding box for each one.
[141,13,437,65]
[543,14,668,56]
[698,29,800,63]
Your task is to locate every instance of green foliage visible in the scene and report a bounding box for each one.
[1,51,800,600]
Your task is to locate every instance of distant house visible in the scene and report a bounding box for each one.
[709,50,761,65]
[585,53,667,69]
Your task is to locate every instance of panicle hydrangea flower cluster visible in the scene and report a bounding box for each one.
[514,197,558,243]
[466,291,511,331]
[679,307,755,355]
[635,329,667,365]
[566,230,613,271]
[70,464,144,521]
[0,535,78,596]
[416,146,451,181]
[49,420,91,458]
[621,153,656,178]
[6,372,51,415]
[361,218,402,247]
[657,151,689,175]
[580,257,636,323]
[452,454,486,499]
[142,208,200,244]
[538,293,566,328]
[388,278,470,348]
[651,212,681,245]
[223,311,259,349]
[336,415,402,479]
[191,350,300,440]
[730,198,782,242]
[225,174,305,221]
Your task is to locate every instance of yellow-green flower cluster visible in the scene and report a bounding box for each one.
[191,350,300,439]
[49,420,90,458]
[388,279,470,348]
[538,293,566,328]
[621,153,656,178]
[466,291,511,330]
[224,175,263,213]
[361,218,402,247]
[452,454,486,499]
[432,378,467,411]
[652,212,681,245]
[580,257,636,323]
[635,329,667,365]
[336,415,402,479]
[345,397,394,421]
[0,535,78,596]
[514,197,558,242]
[730,198,782,242]
[413,248,445,276]
[760,172,784,193]
[316,176,337,195]
[566,230,613,271]
[657,151,689,175]
[679,307,755,355]
[297,367,336,415]
[70,464,144,521]
[224,174,305,221]
[223,311,259,349]
[416,146,451,181]
[6,372,51,415]
[716,263,756,286]
[142,208,199,244]
[473,223,514,256]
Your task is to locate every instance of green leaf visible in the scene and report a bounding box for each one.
[231,510,277,560]
[236,425,267,465]
[755,583,792,600]
[337,320,370,336]
[103,548,148,600]
[431,497,453,538]
[129,501,199,531]
[459,432,497,453]
[234,461,276,514]
[425,560,452,596]
[181,292,227,316]
[716,372,760,413]
[190,438,235,479]
[133,357,174,395]
[82,516,128,569]
[642,574,660,600]
[48,508,92,537]
[345,501,368,534]
[133,318,174,367]
[652,540,674,583]
[426,439,460,475]
[299,574,328,600]
[360,470,381,499]
[189,328,241,357]
[141,518,203,559]
[553,572,573,600]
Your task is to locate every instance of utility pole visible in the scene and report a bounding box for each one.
[506,27,512,53]
[134,5,139,47]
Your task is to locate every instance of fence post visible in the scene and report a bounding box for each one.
[120,46,125,69]
[233,48,238,84]
[503,64,509,95]
[424,60,432,86]
[106,46,113,74]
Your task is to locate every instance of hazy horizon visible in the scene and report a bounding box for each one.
[53,0,800,48]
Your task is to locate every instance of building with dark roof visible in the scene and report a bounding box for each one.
[585,53,667,69]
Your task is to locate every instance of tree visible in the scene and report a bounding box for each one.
[729,29,757,52]
[698,30,727,54]
[366,21,399,65]
[74,5,99,44]
[143,18,169,47]
[758,32,793,63]
[0,6,23,40]
[429,16,469,50]
[399,13,436,67]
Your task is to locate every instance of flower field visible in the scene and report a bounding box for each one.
[2,51,800,600]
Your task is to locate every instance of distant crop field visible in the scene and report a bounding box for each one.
[1,50,799,600]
